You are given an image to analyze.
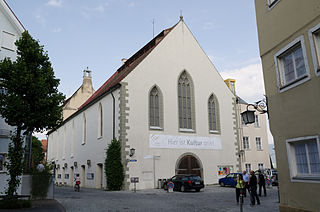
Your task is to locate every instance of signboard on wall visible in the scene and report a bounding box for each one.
[217,166,233,176]
[149,134,222,150]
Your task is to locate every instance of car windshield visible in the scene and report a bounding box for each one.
[190,176,201,180]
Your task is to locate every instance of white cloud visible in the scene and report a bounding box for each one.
[94,5,105,13]
[220,63,265,103]
[33,131,47,140]
[81,4,106,18]
[47,0,62,7]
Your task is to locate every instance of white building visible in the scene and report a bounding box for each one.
[47,18,240,190]
[238,100,271,172]
[225,79,271,173]
[0,0,25,194]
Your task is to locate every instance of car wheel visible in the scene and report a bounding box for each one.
[220,182,225,187]
[180,185,185,192]
[195,188,200,192]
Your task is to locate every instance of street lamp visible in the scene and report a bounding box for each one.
[129,148,135,157]
[241,98,268,125]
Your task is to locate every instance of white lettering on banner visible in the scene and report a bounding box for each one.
[149,134,222,150]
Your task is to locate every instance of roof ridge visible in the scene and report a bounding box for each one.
[78,21,178,111]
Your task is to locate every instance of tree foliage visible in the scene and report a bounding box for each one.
[31,136,44,170]
[0,31,64,132]
[104,139,124,191]
[0,31,64,199]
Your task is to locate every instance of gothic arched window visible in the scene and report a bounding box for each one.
[149,86,163,129]
[208,94,220,133]
[178,71,195,130]
[98,103,103,138]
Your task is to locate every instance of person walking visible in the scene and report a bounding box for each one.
[248,170,260,206]
[242,170,249,197]
[258,170,267,196]
[235,174,245,204]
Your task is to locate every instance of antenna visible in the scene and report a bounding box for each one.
[180,10,183,20]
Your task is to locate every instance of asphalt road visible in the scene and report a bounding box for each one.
[55,185,279,212]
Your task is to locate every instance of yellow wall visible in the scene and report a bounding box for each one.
[255,0,320,211]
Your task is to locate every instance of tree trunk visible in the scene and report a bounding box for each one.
[6,125,24,199]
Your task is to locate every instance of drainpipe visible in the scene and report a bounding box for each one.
[111,92,115,139]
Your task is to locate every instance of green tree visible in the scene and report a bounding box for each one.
[0,31,64,199]
[31,136,44,170]
[104,139,124,191]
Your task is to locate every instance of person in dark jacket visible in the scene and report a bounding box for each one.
[248,170,260,206]
[258,170,266,196]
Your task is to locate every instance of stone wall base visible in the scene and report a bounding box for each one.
[280,205,313,212]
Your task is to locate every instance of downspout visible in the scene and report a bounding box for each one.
[111,92,115,139]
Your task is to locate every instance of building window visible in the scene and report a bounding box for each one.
[308,23,320,75]
[208,94,220,133]
[71,121,74,157]
[243,137,250,150]
[178,71,195,131]
[65,174,69,179]
[57,174,61,179]
[82,113,86,145]
[87,173,94,180]
[245,164,251,173]
[1,31,15,51]
[0,154,5,171]
[254,115,260,128]
[149,86,163,130]
[98,103,103,138]
[258,163,264,171]
[274,36,310,92]
[256,137,262,150]
[286,136,320,181]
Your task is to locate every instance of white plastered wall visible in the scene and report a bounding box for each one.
[47,89,120,189]
[123,20,238,190]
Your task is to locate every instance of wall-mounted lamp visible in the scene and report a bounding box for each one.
[74,162,77,167]
[130,148,135,157]
[241,98,268,125]
[64,163,68,168]
[87,160,91,166]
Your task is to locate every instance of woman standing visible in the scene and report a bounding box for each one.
[236,174,244,204]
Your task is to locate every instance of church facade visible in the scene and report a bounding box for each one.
[47,19,239,190]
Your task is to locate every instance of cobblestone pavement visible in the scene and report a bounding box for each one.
[55,185,279,212]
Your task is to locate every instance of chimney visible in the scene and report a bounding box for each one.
[121,58,127,64]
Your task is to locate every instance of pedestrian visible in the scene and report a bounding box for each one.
[242,170,249,197]
[258,170,267,196]
[248,170,260,206]
[235,174,244,204]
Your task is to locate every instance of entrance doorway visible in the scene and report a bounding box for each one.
[70,167,74,186]
[96,163,103,189]
[81,165,85,187]
[176,154,203,178]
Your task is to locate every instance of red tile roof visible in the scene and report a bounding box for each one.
[78,24,176,111]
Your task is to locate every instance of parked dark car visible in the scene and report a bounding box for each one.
[163,175,204,192]
[218,173,242,187]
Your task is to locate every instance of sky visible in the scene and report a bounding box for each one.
[6,0,269,141]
